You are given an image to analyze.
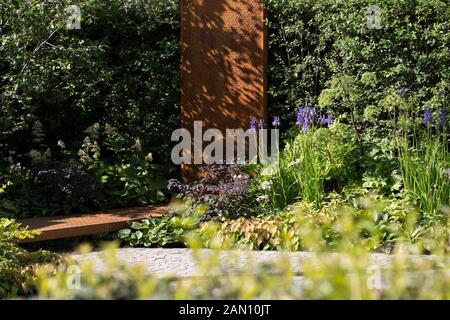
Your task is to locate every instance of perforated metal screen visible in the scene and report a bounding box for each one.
[181,0,268,178]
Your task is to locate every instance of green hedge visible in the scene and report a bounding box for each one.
[265,0,449,133]
[0,0,180,165]
[2,0,448,167]
[0,0,179,217]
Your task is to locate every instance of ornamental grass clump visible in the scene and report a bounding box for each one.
[268,108,355,210]
[397,109,449,224]
[284,130,326,207]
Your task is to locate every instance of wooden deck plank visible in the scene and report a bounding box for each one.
[19,205,167,243]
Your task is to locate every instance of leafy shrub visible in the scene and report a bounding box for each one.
[118,215,193,247]
[77,123,169,207]
[199,213,302,251]
[1,0,180,164]
[0,218,61,298]
[0,122,170,218]
[168,165,258,221]
[198,183,436,253]
[359,136,402,195]
[1,160,105,218]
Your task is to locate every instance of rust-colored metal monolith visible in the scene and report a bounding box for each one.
[181,0,268,179]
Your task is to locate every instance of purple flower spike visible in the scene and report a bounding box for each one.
[249,116,258,132]
[327,115,334,126]
[423,109,433,126]
[397,86,406,98]
[272,116,281,127]
[259,117,266,129]
[301,123,309,132]
[296,105,317,132]
[296,106,305,126]
[319,114,334,126]
[440,110,448,128]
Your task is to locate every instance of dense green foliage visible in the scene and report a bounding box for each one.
[38,212,449,299]
[1,0,179,217]
[118,215,189,247]
[265,0,449,134]
[0,0,448,300]
[47,0,441,253]
[121,114,448,251]
[1,0,180,160]
[2,0,449,218]
[0,218,60,298]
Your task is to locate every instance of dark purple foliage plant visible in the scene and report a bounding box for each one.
[167,165,257,221]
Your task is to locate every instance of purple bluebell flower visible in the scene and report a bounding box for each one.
[318,114,334,126]
[397,86,407,98]
[423,109,433,126]
[301,123,308,132]
[296,106,305,126]
[272,116,281,127]
[327,115,334,126]
[259,117,266,129]
[296,106,317,132]
[308,106,316,121]
[440,110,448,128]
[249,116,258,132]
[319,115,328,125]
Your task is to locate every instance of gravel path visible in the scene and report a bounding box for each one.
[71,248,398,277]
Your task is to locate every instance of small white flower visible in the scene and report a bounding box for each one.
[443,168,450,180]
[261,180,272,190]
[256,195,269,202]
[288,159,302,168]
[145,152,153,162]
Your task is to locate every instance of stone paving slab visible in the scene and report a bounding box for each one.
[71,248,406,278]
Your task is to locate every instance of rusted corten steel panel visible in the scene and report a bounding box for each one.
[181,0,268,179]
[19,205,167,242]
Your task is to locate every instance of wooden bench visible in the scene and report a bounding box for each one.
[18,205,167,243]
